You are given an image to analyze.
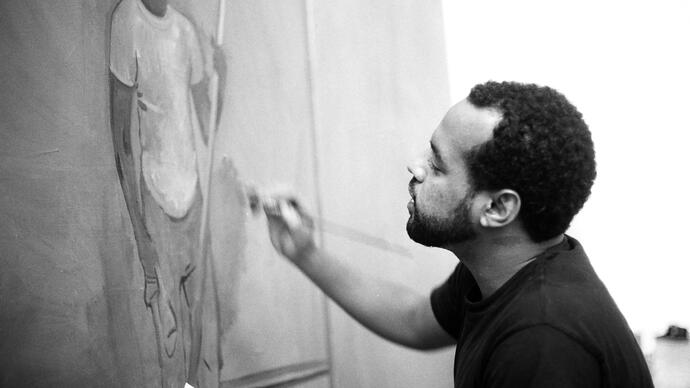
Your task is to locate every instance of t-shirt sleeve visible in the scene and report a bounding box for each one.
[483,325,601,388]
[430,263,464,339]
[109,2,137,86]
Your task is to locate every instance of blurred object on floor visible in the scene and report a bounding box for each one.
[651,325,690,388]
[658,325,689,341]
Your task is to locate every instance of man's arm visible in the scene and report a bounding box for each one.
[264,199,455,350]
[109,73,159,303]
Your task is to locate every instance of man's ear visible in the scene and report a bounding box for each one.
[479,190,521,228]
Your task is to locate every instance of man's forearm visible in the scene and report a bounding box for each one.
[293,246,453,350]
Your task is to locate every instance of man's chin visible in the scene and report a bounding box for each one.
[406,219,438,247]
[406,218,476,248]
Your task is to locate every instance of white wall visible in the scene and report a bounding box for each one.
[443,0,690,342]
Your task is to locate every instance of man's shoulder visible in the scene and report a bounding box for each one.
[498,279,653,387]
[503,241,645,361]
[510,242,617,325]
[491,239,626,341]
[111,0,137,24]
[538,239,617,321]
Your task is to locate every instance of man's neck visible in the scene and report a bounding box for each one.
[447,233,564,299]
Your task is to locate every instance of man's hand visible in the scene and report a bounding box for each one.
[264,197,316,264]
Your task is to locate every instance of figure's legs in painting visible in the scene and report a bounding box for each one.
[141,180,189,387]
[142,181,220,387]
[149,289,185,387]
[183,247,221,388]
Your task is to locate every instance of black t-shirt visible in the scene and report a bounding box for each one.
[431,236,654,388]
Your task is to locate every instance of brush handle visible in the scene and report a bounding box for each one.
[247,189,413,259]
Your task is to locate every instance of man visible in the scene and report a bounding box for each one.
[109,0,224,386]
[265,81,653,387]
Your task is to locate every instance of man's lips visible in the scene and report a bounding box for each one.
[407,183,416,213]
[407,199,415,214]
[407,180,418,214]
[408,181,416,199]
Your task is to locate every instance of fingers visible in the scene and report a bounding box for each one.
[279,200,302,230]
[256,186,311,223]
[251,186,315,259]
[263,197,306,232]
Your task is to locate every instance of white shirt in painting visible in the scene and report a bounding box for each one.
[110,0,204,218]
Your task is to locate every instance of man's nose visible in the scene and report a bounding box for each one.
[407,160,427,182]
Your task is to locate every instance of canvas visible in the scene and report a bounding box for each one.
[0,0,451,386]
[0,0,330,386]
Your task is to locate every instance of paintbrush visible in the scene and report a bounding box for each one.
[246,186,413,259]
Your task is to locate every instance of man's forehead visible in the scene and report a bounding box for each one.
[432,99,502,155]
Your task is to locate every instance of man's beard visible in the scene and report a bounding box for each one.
[406,189,477,247]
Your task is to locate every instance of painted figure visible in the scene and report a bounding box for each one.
[109,0,224,386]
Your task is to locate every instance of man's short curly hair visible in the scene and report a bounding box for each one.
[466,81,596,242]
